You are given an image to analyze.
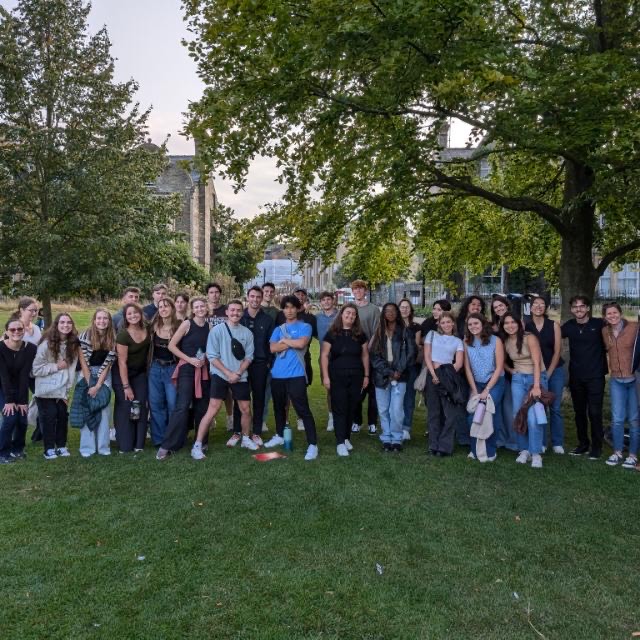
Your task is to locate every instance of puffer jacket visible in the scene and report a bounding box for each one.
[370,325,417,388]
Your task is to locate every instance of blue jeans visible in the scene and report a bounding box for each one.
[403,364,419,431]
[609,377,639,455]
[0,387,28,457]
[543,367,565,448]
[148,362,177,446]
[375,382,406,445]
[469,376,505,460]
[511,371,548,455]
[496,378,518,451]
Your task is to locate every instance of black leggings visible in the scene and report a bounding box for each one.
[112,368,148,452]
[271,376,317,445]
[330,369,364,444]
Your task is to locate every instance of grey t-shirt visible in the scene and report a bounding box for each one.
[356,302,380,340]
[206,322,254,381]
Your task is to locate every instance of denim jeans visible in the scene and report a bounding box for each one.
[148,362,177,446]
[609,377,639,455]
[78,368,112,457]
[0,385,28,458]
[402,364,419,432]
[469,376,505,460]
[511,371,548,455]
[496,378,518,451]
[375,382,406,445]
[543,367,565,448]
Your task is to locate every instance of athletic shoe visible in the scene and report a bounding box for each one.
[622,456,637,470]
[487,455,497,462]
[155,447,169,461]
[392,443,403,452]
[56,447,71,457]
[297,419,305,431]
[368,424,377,435]
[382,442,392,452]
[588,449,602,460]
[226,433,241,447]
[515,450,531,464]
[241,435,259,451]
[327,413,334,432]
[261,421,269,432]
[226,416,233,431]
[344,439,353,451]
[264,435,284,448]
[552,446,565,454]
[351,423,361,433]
[568,444,589,456]
[605,453,624,466]
[133,448,143,453]
[191,443,205,460]
[251,434,264,447]
[43,448,58,460]
[531,454,543,469]
[109,427,116,442]
[10,451,26,460]
[541,446,546,453]
[336,443,349,457]
[467,451,476,460]
[304,444,319,461]
[402,429,411,441]
[0,455,15,464]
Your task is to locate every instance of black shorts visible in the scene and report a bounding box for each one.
[210,374,251,401]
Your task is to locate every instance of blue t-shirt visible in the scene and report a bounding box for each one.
[270,321,312,379]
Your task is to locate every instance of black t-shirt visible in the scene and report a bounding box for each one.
[525,317,564,370]
[323,330,366,373]
[421,317,437,340]
[89,348,110,367]
[206,306,227,330]
[561,317,607,380]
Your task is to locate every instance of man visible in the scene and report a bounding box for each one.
[231,286,274,445]
[351,279,380,434]
[191,300,259,458]
[264,295,319,460]
[316,291,338,431]
[276,287,318,431]
[261,282,279,321]
[112,286,141,332]
[142,283,167,322]
[562,295,607,459]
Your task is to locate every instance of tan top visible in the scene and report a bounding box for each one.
[505,333,545,375]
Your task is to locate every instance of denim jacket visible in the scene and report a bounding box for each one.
[370,326,417,388]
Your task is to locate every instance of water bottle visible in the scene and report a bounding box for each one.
[473,399,486,424]
[196,348,204,361]
[130,400,141,421]
[533,401,547,425]
[390,380,398,387]
[283,424,293,451]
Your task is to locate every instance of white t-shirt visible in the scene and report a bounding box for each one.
[426,331,463,365]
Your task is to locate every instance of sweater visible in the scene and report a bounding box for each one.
[0,341,37,404]
[31,340,78,399]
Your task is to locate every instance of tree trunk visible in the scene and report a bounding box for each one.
[558,229,598,322]
[41,291,52,328]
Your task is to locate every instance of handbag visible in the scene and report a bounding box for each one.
[414,365,428,391]
[224,323,246,360]
[27,397,39,426]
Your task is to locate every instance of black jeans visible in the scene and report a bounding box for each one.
[233,360,269,435]
[330,369,364,445]
[161,364,210,451]
[425,377,459,454]
[37,397,68,451]
[112,368,148,452]
[569,376,605,451]
[356,366,378,427]
[271,376,317,445]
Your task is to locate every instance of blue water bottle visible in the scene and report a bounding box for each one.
[533,401,547,425]
[283,424,293,452]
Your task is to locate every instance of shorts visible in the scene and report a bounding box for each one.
[210,374,250,401]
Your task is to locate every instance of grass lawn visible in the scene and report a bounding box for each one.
[0,309,639,639]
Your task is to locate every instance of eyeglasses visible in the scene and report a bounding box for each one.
[26,307,38,313]
[571,304,587,310]
[7,328,24,333]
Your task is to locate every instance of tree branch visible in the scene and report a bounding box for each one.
[595,237,640,277]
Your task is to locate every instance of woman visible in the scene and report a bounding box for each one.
[113,303,150,453]
[0,318,37,463]
[525,296,565,454]
[601,302,638,468]
[420,299,452,337]
[77,309,117,457]
[398,298,422,441]
[463,313,505,462]
[148,297,180,447]
[32,313,81,459]
[424,311,464,456]
[175,292,190,321]
[156,297,210,460]
[370,303,416,452]
[15,297,42,346]
[320,303,369,457]
[456,295,486,339]
[490,295,511,333]
[499,312,547,468]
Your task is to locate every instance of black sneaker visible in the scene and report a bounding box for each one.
[382,442,392,452]
[392,443,403,452]
[0,455,16,465]
[588,449,602,460]
[568,445,590,456]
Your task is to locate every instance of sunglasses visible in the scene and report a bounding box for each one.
[7,328,24,333]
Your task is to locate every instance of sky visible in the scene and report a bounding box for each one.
[2,0,470,218]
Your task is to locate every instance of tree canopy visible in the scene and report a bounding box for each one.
[0,0,205,322]
[184,0,640,315]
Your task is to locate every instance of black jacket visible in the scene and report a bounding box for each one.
[370,326,417,388]
[241,308,275,363]
[434,364,467,405]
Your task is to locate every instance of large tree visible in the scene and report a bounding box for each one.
[184,0,640,317]
[0,0,200,323]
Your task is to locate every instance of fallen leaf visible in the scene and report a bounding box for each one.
[512,592,519,600]
[631,633,640,638]
[375,563,384,575]
[325,591,334,595]
[216,602,223,607]
[137,555,145,561]
[495,579,503,583]
[96,541,102,547]
[515,515,521,522]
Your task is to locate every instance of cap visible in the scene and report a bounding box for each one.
[294,287,308,296]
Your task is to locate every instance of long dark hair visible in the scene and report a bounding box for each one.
[328,302,363,339]
[85,308,116,351]
[459,295,486,322]
[490,295,511,327]
[122,303,146,330]
[498,312,524,354]
[41,313,80,364]
[398,298,414,326]
[464,312,492,346]
[371,303,400,355]
[151,297,181,336]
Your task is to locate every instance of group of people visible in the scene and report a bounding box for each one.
[0,282,638,470]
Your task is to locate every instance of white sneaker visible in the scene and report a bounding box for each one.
[327,413,334,432]
[304,444,319,461]
[264,435,284,448]
[552,445,565,454]
[261,421,269,432]
[336,443,349,457]
[487,455,497,462]
[297,419,305,431]
[515,450,531,464]
[226,433,241,447]
[344,439,353,451]
[402,429,411,441]
[541,446,546,453]
[351,423,361,433]
[56,447,71,457]
[251,434,264,447]
[43,448,58,460]
[531,454,543,469]
[467,451,476,460]
[368,424,376,435]
[109,428,116,442]
[226,416,233,431]
[241,435,259,451]
[191,443,205,460]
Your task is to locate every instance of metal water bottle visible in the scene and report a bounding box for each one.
[533,401,547,425]
[283,424,293,451]
[130,400,141,421]
[473,399,487,424]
